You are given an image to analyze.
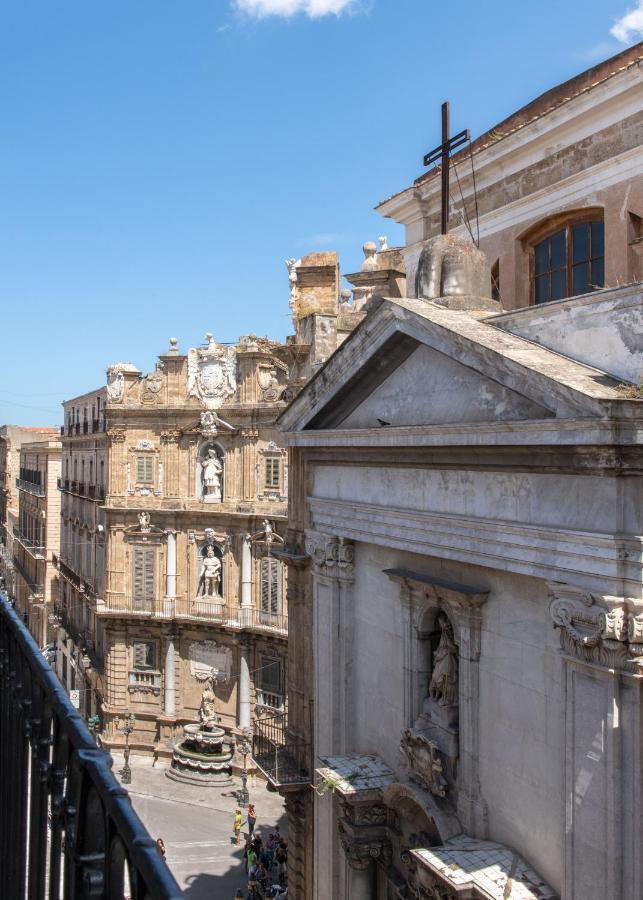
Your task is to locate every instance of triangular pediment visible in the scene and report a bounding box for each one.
[333,342,553,429]
[279,298,626,434]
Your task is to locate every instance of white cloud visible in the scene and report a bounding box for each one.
[610,1,643,43]
[233,0,358,19]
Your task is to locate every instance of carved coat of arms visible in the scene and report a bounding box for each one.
[187,333,237,410]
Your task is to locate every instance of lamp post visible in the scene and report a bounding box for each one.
[115,713,135,784]
[238,727,252,807]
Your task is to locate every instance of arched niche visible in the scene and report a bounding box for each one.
[196,541,225,600]
[196,441,225,502]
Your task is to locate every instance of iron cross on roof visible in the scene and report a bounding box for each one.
[423,101,470,235]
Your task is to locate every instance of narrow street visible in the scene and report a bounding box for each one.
[112,754,288,898]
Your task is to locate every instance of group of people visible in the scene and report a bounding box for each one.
[233,804,288,898]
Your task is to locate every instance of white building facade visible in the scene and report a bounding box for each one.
[280,281,643,900]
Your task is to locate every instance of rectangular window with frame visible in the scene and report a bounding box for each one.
[264,457,281,490]
[133,640,156,670]
[132,546,156,610]
[136,454,154,484]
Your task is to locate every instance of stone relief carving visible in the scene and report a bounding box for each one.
[106,367,125,403]
[200,410,219,439]
[188,640,231,682]
[136,439,155,451]
[400,729,448,798]
[337,821,392,871]
[187,333,237,409]
[141,365,163,403]
[548,582,643,671]
[258,363,282,402]
[305,533,355,578]
[341,801,388,827]
[138,511,151,533]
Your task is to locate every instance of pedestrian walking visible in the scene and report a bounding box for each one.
[247,803,257,837]
[156,838,167,861]
[247,877,264,899]
[233,809,244,844]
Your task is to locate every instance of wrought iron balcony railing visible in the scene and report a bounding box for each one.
[0,595,183,899]
[16,477,45,497]
[252,711,311,788]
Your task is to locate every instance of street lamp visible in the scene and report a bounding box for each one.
[114,713,135,784]
[238,727,252,807]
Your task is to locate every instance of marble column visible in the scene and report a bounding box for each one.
[241,533,252,626]
[164,634,176,717]
[165,530,177,616]
[238,641,251,730]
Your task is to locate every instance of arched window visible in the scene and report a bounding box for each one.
[527,211,604,305]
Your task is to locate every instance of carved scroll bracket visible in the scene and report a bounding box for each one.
[305,531,355,581]
[548,582,643,672]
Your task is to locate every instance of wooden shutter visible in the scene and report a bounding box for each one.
[265,457,280,489]
[134,641,154,670]
[260,557,281,614]
[136,455,154,484]
[133,547,155,610]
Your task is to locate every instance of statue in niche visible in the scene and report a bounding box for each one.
[428,614,458,707]
[199,546,221,597]
[201,447,223,500]
[199,675,219,730]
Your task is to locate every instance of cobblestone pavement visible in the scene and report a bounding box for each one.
[112,754,288,899]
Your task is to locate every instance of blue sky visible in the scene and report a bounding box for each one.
[0,0,639,425]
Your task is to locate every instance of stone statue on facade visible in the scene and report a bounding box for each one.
[201,448,223,501]
[138,511,151,532]
[200,546,221,597]
[428,614,459,707]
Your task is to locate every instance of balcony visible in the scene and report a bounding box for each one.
[253,711,311,789]
[56,557,88,595]
[16,477,45,497]
[255,689,285,711]
[54,604,105,674]
[12,526,45,560]
[99,597,289,635]
[58,479,105,501]
[128,670,162,695]
[0,597,183,898]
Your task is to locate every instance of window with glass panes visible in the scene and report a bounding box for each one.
[136,454,154,484]
[264,456,281,489]
[533,219,604,305]
[260,556,281,614]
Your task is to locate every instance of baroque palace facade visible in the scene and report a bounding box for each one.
[55,332,295,755]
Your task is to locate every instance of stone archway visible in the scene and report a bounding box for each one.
[383,781,461,847]
[381,781,462,896]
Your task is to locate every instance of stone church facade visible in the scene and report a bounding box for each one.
[275,45,643,900]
